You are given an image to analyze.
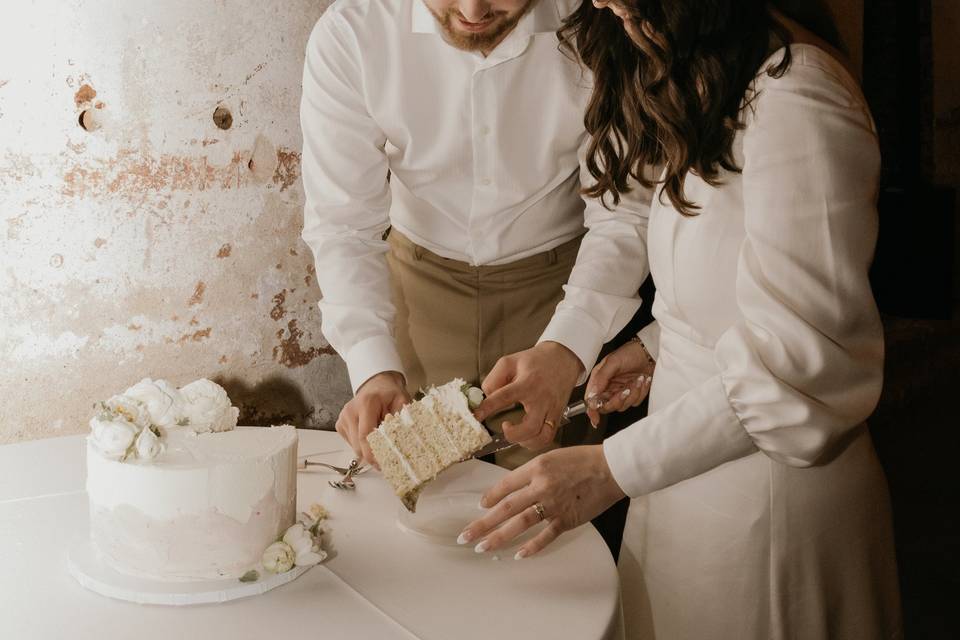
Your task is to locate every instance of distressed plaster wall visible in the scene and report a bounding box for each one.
[0,1,351,443]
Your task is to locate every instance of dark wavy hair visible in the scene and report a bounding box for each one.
[560,0,842,215]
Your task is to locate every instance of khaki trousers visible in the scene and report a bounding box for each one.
[386,229,602,469]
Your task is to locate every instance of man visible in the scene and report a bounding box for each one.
[300,0,650,468]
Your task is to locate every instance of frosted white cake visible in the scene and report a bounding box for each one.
[87,426,297,581]
[83,378,298,582]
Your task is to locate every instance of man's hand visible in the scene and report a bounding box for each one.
[336,371,410,466]
[474,341,583,451]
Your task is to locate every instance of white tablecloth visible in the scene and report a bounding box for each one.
[0,430,622,640]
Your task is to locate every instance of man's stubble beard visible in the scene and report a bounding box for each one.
[428,0,537,53]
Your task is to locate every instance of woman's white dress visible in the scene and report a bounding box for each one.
[603,45,902,639]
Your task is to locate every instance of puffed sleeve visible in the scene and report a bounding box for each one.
[603,53,885,498]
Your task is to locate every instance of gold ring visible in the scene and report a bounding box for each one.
[533,502,546,521]
[543,419,556,430]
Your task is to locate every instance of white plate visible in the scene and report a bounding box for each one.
[396,491,485,546]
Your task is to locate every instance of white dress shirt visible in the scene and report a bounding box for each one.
[301,0,651,391]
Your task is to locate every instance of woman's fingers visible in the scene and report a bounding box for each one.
[515,520,563,559]
[480,463,534,509]
[460,486,539,547]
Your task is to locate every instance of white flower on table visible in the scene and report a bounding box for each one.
[134,426,164,461]
[124,378,186,429]
[89,416,139,460]
[283,522,328,567]
[179,378,239,433]
[262,541,296,574]
[306,503,329,523]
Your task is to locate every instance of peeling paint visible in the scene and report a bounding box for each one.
[270,289,287,320]
[74,83,97,106]
[59,148,253,200]
[273,148,301,192]
[188,281,206,306]
[273,319,334,368]
[178,327,212,344]
[6,213,26,240]
[216,243,232,258]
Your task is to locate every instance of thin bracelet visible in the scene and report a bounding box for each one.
[629,335,657,368]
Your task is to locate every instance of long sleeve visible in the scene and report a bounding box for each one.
[300,14,400,393]
[538,139,654,382]
[604,56,885,498]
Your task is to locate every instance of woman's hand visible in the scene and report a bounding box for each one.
[458,445,626,559]
[584,339,656,427]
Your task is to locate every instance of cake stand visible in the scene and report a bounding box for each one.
[67,536,312,606]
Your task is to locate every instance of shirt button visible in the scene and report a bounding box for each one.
[479,125,490,136]
[481,178,492,186]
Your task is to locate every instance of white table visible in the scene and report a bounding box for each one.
[0,430,623,640]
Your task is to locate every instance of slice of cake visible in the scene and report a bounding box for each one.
[367,378,491,512]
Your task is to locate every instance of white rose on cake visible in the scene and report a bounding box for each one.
[262,541,296,574]
[124,378,186,429]
[179,378,239,433]
[134,426,164,461]
[89,416,139,460]
[103,394,151,429]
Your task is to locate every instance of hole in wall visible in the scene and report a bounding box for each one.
[213,106,233,130]
[78,109,98,131]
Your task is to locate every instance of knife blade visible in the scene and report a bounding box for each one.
[472,399,590,459]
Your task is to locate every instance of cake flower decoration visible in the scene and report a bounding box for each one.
[179,378,239,433]
[260,503,331,576]
[89,415,140,460]
[124,378,186,429]
[89,377,241,464]
[262,541,296,574]
[134,425,164,461]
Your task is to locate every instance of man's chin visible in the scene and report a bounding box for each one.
[452,15,497,34]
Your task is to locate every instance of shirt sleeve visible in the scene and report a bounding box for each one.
[538,138,654,383]
[603,58,885,498]
[300,14,403,393]
[636,321,660,361]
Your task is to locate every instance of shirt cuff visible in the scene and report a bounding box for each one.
[343,335,406,394]
[602,375,756,498]
[636,321,660,362]
[537,307,606,386]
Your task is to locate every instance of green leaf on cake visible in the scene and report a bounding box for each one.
[239,570,260,583]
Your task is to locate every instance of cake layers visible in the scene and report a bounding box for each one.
[86,425,297,581]
[368,379,491,511]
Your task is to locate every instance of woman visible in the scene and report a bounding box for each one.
[460,1,902,637]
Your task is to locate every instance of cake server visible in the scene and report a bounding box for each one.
[472,399,589,459]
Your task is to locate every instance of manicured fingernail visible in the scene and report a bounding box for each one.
[478,498,487,509]
[474,540,489,553]
[635,375,645,384]
[457,531,472,545]
[514,549,527,560]
[620,388,631,397]
[586,391,596,400]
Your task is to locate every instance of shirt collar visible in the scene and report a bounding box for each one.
[411,0,562,36]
